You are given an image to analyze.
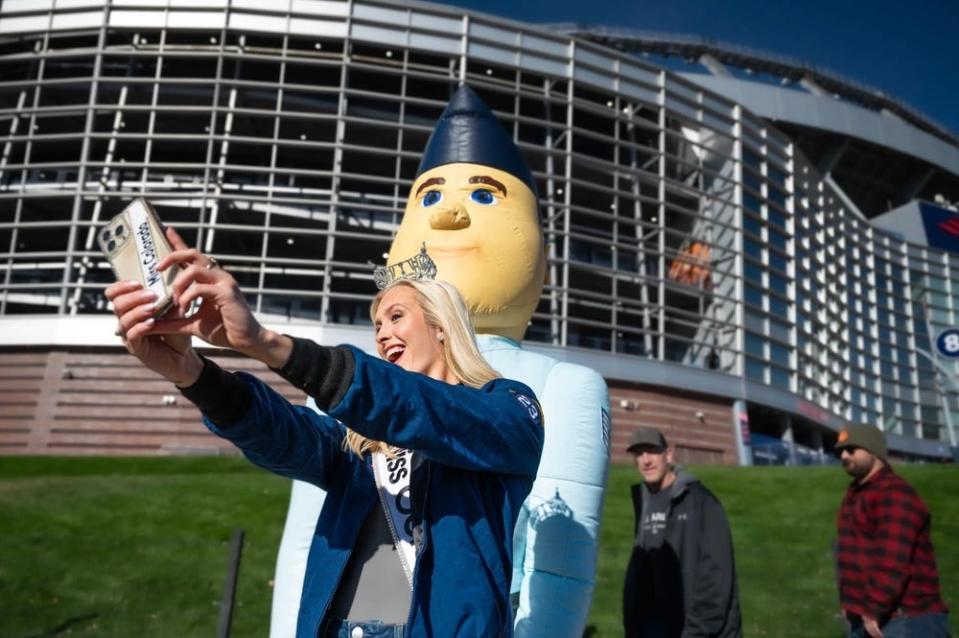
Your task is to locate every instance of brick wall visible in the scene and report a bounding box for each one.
[608,383,736,465]
[0,348,304,456]
[2,348,740,466]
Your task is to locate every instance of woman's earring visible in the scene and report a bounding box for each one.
[437,333,444,342]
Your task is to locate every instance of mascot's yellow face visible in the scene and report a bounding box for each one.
[388,162,546,342]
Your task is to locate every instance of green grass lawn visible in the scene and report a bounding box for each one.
[1,458,956,637]
[592,463,959,638]
[0,457,288,637]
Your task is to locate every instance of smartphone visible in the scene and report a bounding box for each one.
[98,198,179,318]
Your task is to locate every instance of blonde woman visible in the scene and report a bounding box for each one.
[105,228,543,638]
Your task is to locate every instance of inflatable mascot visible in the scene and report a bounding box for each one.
[271,86,610,638]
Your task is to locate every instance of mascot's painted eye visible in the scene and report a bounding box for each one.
[422,190,442,207]
[470,189,496,205]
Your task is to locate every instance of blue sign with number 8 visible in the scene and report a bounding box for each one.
[937,329,959,358]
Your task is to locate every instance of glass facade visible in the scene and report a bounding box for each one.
[0,0,956,446]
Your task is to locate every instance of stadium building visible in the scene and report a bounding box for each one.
[1,0,957,463]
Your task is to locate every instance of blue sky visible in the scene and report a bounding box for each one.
[435,0,959,138]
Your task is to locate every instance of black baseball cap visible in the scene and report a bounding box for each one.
[626,426,667,454]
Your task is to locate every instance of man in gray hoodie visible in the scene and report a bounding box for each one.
[623,426,742,638]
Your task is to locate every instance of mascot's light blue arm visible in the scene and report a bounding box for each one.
[269,340,609,638]
[478,336,611,638]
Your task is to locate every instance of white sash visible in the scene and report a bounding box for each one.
[372,449,416,588]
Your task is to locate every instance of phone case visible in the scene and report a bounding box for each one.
[98,198,179,318]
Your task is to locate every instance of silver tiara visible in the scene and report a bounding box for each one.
[373,243,437,290]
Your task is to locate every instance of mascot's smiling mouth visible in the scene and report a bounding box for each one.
[429,245,477,258]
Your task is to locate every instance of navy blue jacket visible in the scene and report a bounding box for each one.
[183,342,544,637]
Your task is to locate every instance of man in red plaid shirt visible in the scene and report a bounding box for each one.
[835,423,950,637]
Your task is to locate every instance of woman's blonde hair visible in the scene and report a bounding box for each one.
[344,278,501,457]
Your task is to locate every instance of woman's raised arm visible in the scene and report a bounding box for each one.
[274,337,544,476]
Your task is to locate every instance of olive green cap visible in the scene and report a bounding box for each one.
[834,423,887,461]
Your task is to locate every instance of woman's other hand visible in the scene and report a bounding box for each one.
[153,226,261,352]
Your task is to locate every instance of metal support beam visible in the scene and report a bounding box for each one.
[816,138,850,176]
[903,166,936,201]
[698,53,732,78]
[799,75,829,98]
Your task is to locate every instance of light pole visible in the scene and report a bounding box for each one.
[913,346,959,454]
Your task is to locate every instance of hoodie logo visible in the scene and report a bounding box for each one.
[641,511,668,537]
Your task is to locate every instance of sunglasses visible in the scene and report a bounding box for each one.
[835,445,861,457]
[631,445,667,455]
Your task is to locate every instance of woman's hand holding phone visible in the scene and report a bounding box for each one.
[106,226,203,387]
[106,226,293,384]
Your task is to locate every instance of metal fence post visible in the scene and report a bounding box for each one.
[217,528,245,638]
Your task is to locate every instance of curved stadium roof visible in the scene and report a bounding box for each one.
[548,23,958,147]
[549,24,959,217]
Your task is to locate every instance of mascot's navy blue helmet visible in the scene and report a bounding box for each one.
[415,84,538,197]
